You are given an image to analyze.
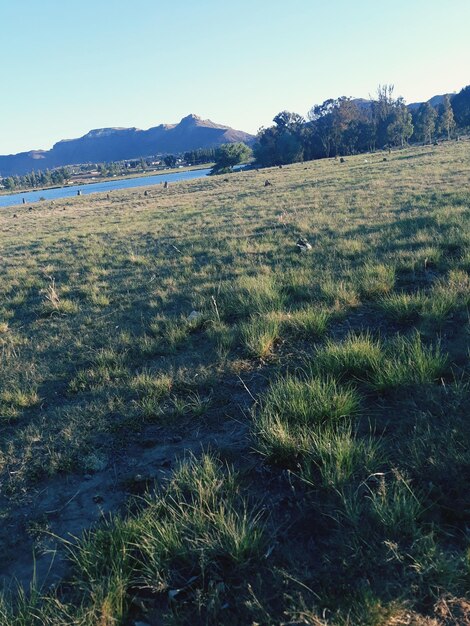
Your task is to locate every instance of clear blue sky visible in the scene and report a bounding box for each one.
[1,0,469,154]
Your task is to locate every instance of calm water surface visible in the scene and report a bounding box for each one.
[0,168,211,208]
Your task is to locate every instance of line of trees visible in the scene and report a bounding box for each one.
[184,147,217,165]
[254,85,470,167]
[1,167,72,191]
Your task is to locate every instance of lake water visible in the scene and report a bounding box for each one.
[0,167,212,208]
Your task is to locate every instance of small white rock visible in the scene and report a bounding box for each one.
[188,310,202,322]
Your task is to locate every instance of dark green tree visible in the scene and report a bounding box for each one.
[211,143,252,174]
[308,100,336,157]
[253,126,281,166]
[308,98,363,156]
[253,112,305,166]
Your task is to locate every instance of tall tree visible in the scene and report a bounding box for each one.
[416,102,437,143]
[386,99,414,147]
[308,101,335,157]
[438,95,456,139]
[371,84,396,147]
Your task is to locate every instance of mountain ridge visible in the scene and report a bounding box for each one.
[0,115,254,176]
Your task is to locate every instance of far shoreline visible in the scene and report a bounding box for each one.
[0,163,214,197]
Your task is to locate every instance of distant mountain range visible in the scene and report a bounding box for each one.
[0,114,255,177]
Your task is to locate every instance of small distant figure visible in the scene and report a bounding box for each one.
[339,157,346,163]
[279,164,283,169]
[264,180,272,187]
[28,207,33,211]
[106,193,110,200]
[144,190,149,197]
[383,157,387,162]
[22,198,26,204]
[77,190,82,196]
[388,147,391,154]
[163,181,168,189]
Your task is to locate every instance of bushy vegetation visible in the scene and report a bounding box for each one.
[0,140,469,624]
[210,142,252,174]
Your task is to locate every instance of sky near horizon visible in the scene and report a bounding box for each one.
[0,0,469,154]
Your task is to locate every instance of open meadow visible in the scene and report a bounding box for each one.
[0,141,469,624]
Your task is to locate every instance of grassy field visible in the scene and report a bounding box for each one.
[0,141,469,625]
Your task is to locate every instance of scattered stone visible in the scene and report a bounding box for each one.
[383,157,387,161]
[13,214,17,218]
[187,310,202,322]
[296,237,312,253]
[92,495,104,504]
[223,178,229,182]
[264,179,272,187]
[339,157,346,163]
[279,164,283,169]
